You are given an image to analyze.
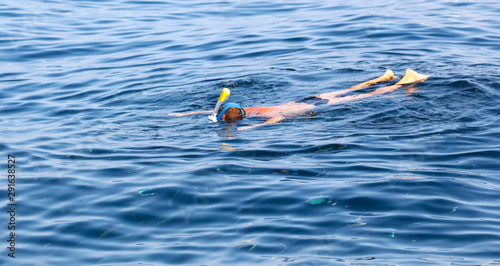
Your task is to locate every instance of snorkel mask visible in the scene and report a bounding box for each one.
[208,88,231,122]
[216,103,245,121]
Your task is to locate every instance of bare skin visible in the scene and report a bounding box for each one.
[169,69,429,130]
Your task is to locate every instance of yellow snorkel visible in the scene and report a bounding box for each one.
[208,88,230,122]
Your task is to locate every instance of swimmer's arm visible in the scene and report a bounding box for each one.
[168,110,212,117]
[238,116,285,130]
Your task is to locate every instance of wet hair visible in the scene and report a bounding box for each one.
[218,107,246,121]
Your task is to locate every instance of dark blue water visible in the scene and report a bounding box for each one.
[1,0,500,265]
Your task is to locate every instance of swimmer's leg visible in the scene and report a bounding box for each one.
[358,69,428,96]
[325,69,428,104]
[366,69,428,96]
[316,69,395,99]
[348,69,395,90]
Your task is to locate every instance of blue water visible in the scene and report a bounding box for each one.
[1,0,500,265]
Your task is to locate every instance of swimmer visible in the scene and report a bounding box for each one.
[169,69,429,130]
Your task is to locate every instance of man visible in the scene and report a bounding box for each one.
[169,69,428,130]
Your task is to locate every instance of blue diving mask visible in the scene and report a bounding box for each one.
[216,103,245,121]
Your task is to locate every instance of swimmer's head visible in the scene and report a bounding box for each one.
[217,103,245,121]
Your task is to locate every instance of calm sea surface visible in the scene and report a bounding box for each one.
[1,0,500,265]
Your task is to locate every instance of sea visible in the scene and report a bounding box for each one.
[1,0,499,265]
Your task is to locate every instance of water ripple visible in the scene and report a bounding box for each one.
[2,0,500,265]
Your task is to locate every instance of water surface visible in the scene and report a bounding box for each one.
[1,0,500,265]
